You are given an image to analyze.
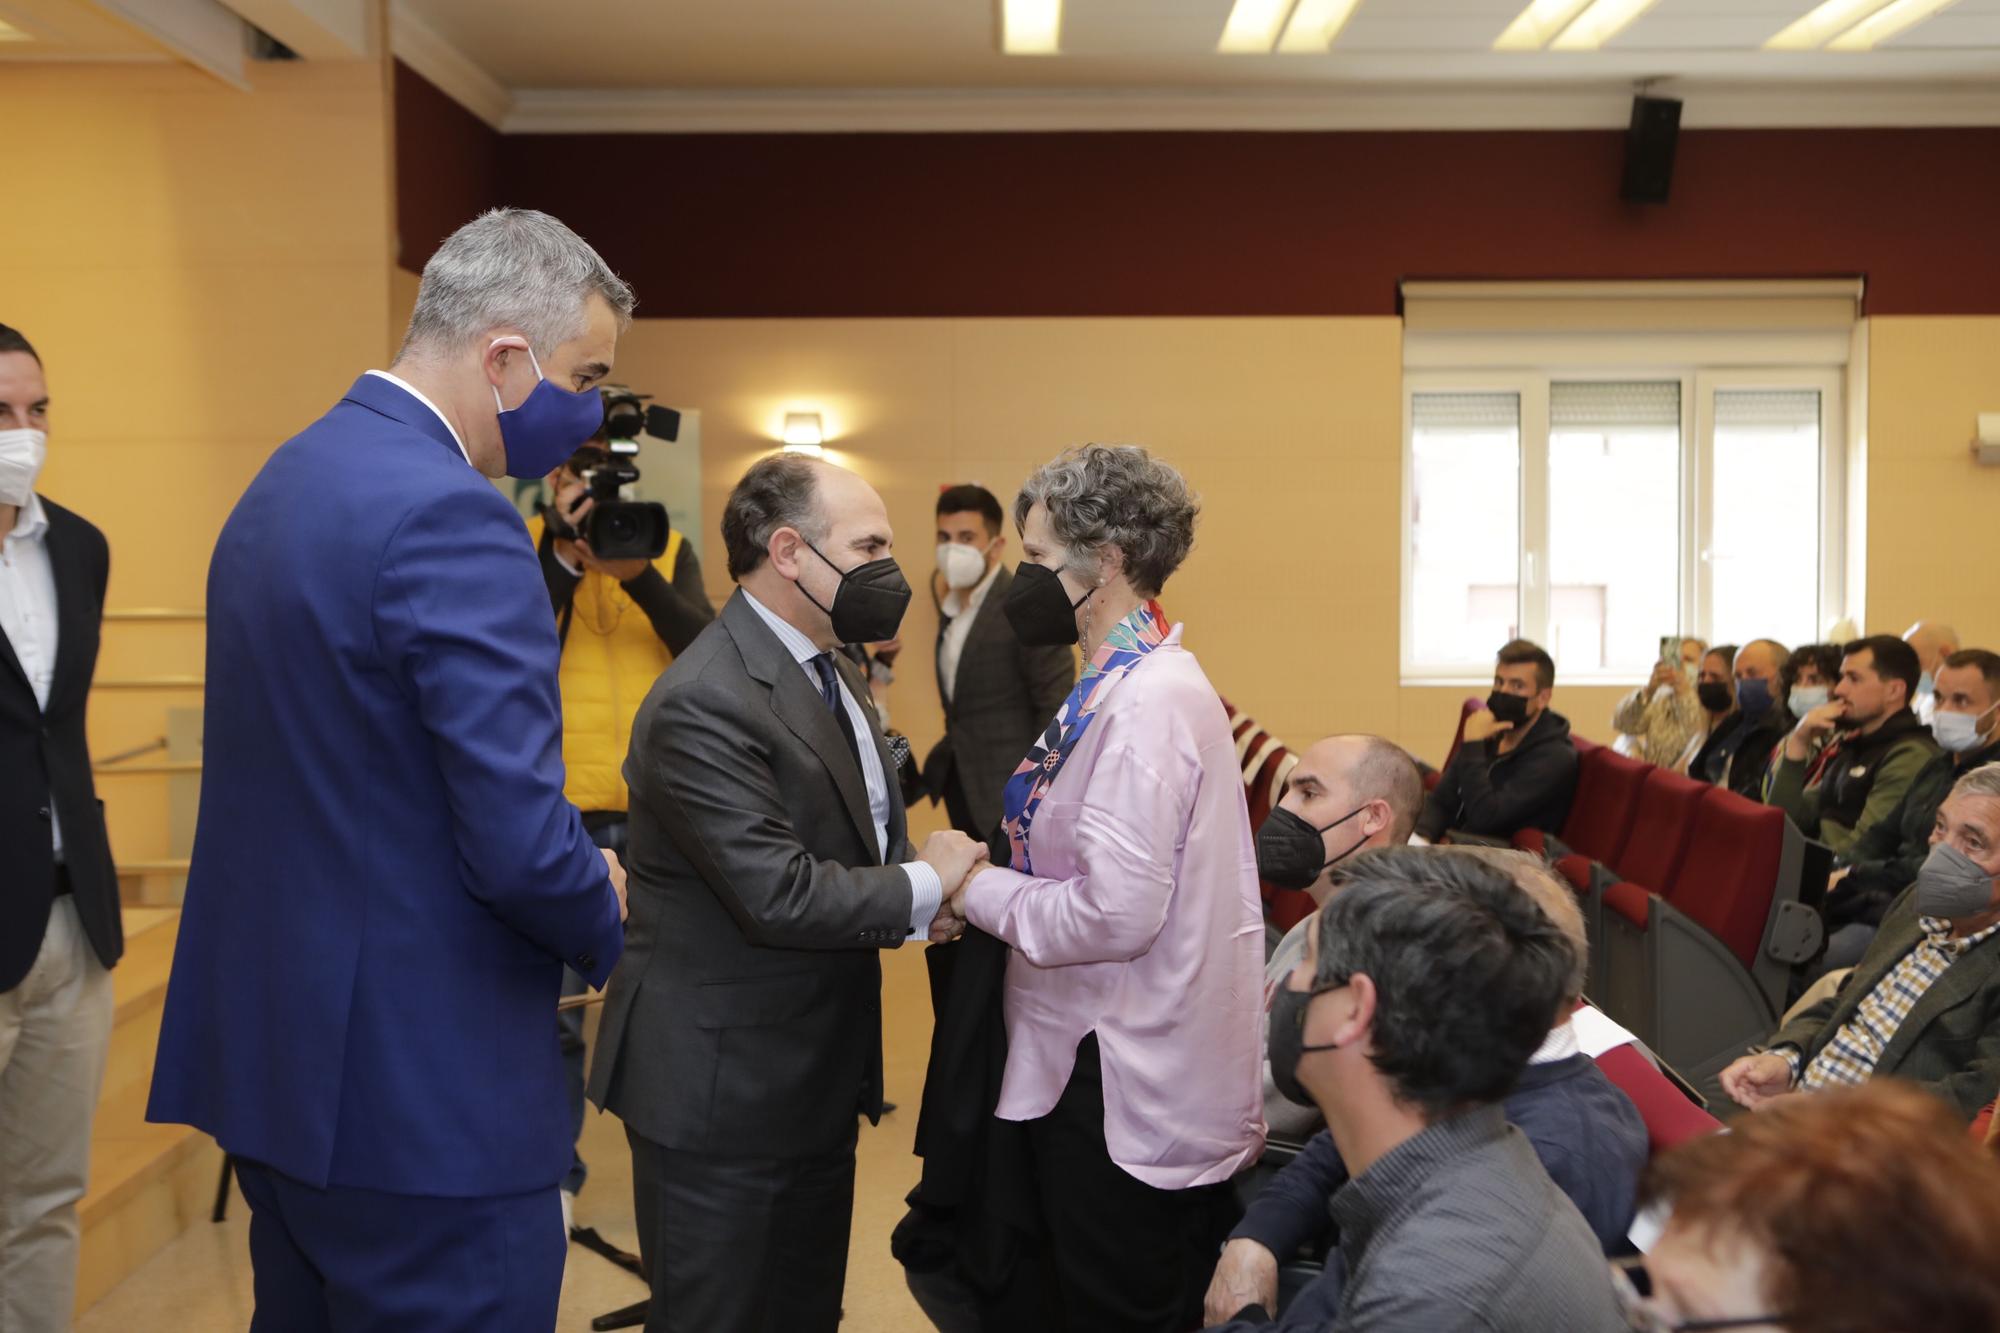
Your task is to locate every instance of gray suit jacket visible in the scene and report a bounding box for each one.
[1769,883,2000,1119]
[925,566,1076,836]
[587,589,922,1158]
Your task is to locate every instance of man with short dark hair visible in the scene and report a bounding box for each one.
[924,482,1074,838]
[1769,633,1940,858]
[1819,648,2000,968]
[1415,638,1578,843]
[590,453,988,1332]
[1210,848,1647,1326]
[0,323,124,1332]
[1209,849,1624,1330]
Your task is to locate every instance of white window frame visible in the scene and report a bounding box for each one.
[1402,363,1846,686]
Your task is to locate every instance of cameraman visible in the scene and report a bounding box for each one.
[526,400,714,1232]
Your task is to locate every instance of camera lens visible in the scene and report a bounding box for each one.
[602,510,638,546]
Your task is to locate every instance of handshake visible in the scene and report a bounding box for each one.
[917,829,991,944]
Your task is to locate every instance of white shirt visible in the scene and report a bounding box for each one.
[1,493,63,858]
[938,561,1001,706]
[740,590,942,938]
[364,369,474,467]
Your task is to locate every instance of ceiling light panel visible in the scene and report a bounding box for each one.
[1001,0,1062,55]
[1763,0,1897,50]
[1493,0,1595,51]
[1218,0,1299,53]
[1276,0,1364,52]
[1825,0,1963,50]
[1548,0,1666,50]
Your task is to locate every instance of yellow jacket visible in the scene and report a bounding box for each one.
[527,517,686,814]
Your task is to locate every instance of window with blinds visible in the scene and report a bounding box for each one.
[1408,392,1521,670]
[1403,370,1840,680]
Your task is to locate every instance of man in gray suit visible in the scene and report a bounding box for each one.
[925,483,1076,839]
[589,454,987,1333]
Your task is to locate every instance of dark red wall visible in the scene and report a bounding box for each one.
[393,63,2000,317]
[393,60,502,271]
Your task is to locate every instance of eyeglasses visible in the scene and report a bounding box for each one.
[1611,1258,1787,1333]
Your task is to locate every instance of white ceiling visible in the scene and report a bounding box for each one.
[6,0,2000,130]
[396,0,2000,88]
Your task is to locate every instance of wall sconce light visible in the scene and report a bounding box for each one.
[782,411,825,457]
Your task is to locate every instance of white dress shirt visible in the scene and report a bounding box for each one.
[364,369,474,467]
[1,493,63,858]
[937,561,1001,707]
[740,590,942,937]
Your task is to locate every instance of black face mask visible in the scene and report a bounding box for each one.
[1486,690,1531,726]
[1256,805,1370,892]
[1268,984,1339,1109]
[1696,680,1734,714]
[798,540,912,645]
[1003,561,1092,647]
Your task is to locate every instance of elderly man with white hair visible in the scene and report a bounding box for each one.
[149,210,635,1331]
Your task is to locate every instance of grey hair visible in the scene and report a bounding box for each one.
[1327,734,1426,844]
[1952,762,2000,806]
[398,209,635,361]
[1013,444,1199,598]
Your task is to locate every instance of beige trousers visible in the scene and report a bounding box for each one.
[0,896,114,1333]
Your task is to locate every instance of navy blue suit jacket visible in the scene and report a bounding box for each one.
[148,374,624,1198]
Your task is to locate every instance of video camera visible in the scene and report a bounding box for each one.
[544,386,680,562]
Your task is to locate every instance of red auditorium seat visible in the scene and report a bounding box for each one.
[1596,786,1824,1087]
[1518,747,1650,865]
[1222,698,1308,932]
[1615,768,1709,894]
[1593,1043,1722,1155]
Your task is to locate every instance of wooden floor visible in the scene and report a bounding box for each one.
[75,925,944,1332]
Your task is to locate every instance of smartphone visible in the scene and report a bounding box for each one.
[1658,635,1681,669]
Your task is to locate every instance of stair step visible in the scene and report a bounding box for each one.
[76,908,224,1314]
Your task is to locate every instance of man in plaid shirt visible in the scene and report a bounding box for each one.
[1721,763,2000,1120]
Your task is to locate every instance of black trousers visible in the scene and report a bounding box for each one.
[627,1123,858,1333]
[990,1035,1237,1333]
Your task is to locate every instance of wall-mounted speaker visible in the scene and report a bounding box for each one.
[1622,95,1682,205]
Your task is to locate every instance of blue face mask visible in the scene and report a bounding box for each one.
[1736,676,1775,717]
[1789,685,1829,717]
[489,339,605,480]
[1918,671,1937,700]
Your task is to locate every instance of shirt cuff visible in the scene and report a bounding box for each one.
[903,860,943,938]
[553,547,582,577]
[1776,1045,1803,1084]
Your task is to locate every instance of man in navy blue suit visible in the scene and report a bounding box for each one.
[149,209,635,1332]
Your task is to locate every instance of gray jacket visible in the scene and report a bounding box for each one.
[586,590,922,1158]
[1212,1104,1624,1331]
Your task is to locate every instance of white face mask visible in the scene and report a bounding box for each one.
[1934,703,2000,754]
[936,541,989,591]
[1789,685,1830,716]
[0,428,47,508]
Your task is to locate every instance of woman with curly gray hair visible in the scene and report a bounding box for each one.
[941,443,1267,1329]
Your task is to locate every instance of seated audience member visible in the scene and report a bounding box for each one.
[1688,639,1791,799]
[1673,643,1738,772]
[1625,1082,2000,1333]
[1904,619,1961,727]
[1719,763,2000,1120]
[1254,735,1426,1137]
[1610,636,1706,767]
[1767,634,1939,857]
[1211,848,1647,1329]
[1415,639,1578,843]
[1205,849,1625,1332]
[1820,649,2000,970]
[1760,641,1844,800]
